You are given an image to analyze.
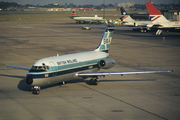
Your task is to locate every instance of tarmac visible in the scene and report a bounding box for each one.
[0,21,180,120]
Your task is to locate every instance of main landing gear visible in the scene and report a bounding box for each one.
[89,77,99,85]
[59,81,66,86]
[32,86,40,95]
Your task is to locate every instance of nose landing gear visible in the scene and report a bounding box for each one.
[32,86,40,95]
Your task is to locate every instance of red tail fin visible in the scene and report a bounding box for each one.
[145,2,162,15]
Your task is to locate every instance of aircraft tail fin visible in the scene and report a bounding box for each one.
[120,7,128,15]
[95,25,114,53]
[121,15,135,22]
[120,7,135,22]
[145,2,169,23]
[72,11,76,16]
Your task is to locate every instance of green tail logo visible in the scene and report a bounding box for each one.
[95,25,114,52]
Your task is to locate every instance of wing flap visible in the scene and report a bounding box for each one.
[76,70,174,77]
[5,65,31,71]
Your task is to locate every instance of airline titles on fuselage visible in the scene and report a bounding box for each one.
[57,59,78,66]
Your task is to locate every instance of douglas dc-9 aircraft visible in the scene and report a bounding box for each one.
[5,25,173,95]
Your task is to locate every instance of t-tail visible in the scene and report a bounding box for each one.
[120,7,128,16]
[72,11,76,16]
[120,7,135,22]
[70,11,76,19]
[95,25,114,53]
[145,2,169,23]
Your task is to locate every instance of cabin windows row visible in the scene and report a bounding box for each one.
[58,60,97,70]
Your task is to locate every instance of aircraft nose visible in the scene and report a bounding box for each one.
[26,76,33,85]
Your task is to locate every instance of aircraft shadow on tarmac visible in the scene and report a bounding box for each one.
[41,78,156,90]
[0,74,156,92]
[0,74,24,79]
[0,74,31,92]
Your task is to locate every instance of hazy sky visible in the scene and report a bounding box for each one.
[1,0,177,5]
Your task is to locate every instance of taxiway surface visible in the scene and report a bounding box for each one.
[0,21,180,120]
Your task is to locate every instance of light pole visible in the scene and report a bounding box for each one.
[103,0,105,19]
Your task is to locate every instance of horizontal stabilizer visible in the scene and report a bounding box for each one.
[5,65,30,71]
[76,70,174,77]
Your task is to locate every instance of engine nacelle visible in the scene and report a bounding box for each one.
[98,59,116,69]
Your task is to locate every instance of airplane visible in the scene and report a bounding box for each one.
[145,2,180,35]
[70,11,105,24]
[120,7,152,32]
[5,25,173,95]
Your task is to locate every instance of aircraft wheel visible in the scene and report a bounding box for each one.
[93,79,98,85]
[89,79,93,85]
[33,89,40,95]
[36,89,40,95]
[59,81,66,85]
[32,90,36,94]
[32,86,40,95]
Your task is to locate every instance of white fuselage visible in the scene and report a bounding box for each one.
[74,16,103,20]
[147,21,180,28]
[123,20,152,26]
[158,21,180,28]
[26,51,109,87]
[122,15,151,27]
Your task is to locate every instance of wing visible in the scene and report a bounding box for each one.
[5,65,31,71]
[151,24,163,28]
[76,70,174,77]
[138,23,149,26]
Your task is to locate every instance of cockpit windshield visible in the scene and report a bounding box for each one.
[29,65,50,72]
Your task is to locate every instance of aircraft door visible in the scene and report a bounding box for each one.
[49,61,57,76]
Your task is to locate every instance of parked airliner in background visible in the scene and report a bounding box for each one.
[145,2,180,35]
[5,25,173,95]
[120,7,151,32]
[70,11,104,24]
[120,7,151,26]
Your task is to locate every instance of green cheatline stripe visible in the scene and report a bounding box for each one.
[29,57,108,74]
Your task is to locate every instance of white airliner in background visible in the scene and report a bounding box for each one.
[5,25,173,95]
[70,11,104,24]
[120,7,151,27]
[120,7,151,32]
[145,2,180,35]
